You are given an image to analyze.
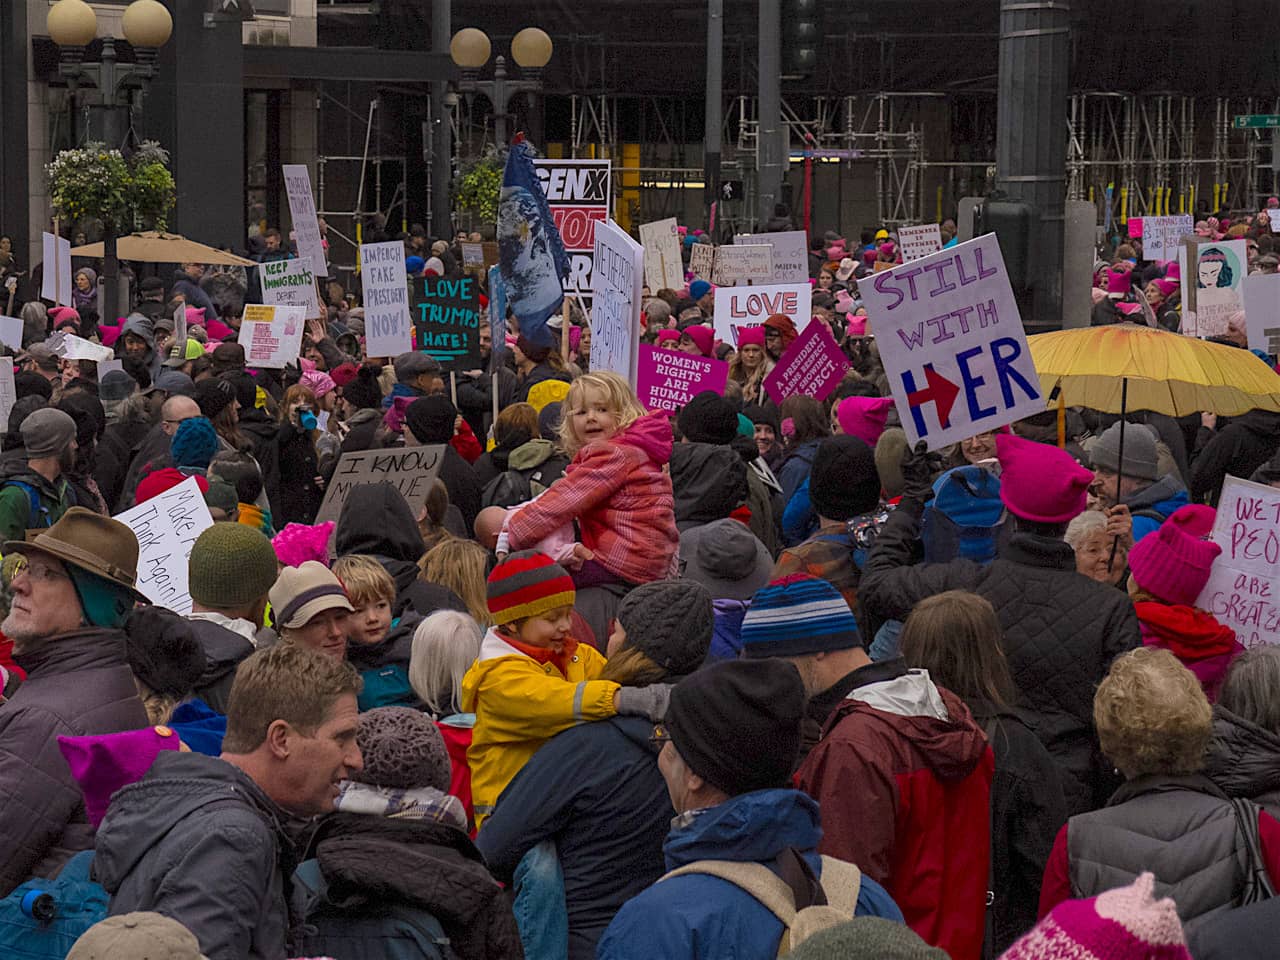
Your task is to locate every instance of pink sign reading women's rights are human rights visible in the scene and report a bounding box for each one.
[635,345,730,413]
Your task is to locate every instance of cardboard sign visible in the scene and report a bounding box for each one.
[712,282,812,348]
[0,364,15,432]
[713,245,774,286]
[1143,215,1194,262]
[591,219,644,383]
[282,164,329,277]
[1179,239,1248,338]
[1244,272,1280,357]
[763,322,850,404]
[859,233,1043,450]
[42,232,72,306]
[0,316,23,351]
[1197,475,1280,648]
[360,241,412,357]
[733,230,808,283]
[237,304,306,369]
[113,475,214,615]
[411,276,483,371]
[533,158,612,308]
[52,332,113,362]
[96,359,123,377]
[314,445,446,529]
[260,256,320,317]
[689,243,715,282]
[639,218,684,291]
[635,344,730,413]
[460,242,485,271]
[898,223,944,263]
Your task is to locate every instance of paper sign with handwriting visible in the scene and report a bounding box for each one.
[1197,475,1280,648]
[113,475,214,614]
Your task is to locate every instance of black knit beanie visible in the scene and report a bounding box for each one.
[678,390,738,445]
[342,363,385,410]
[405,396,457,444]
[809,435,881,521]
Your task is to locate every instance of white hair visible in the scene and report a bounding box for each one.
[408,609,483,718]
[1064,509,1107,549]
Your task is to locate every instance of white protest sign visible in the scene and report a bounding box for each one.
[689,243,715,282]
[0,364,15,431]
[1143,215,1194,261]
[859,233,1043,450]
[898,223,944,263]
[1244,272,1280,358]
[1197,475,1280,648]
[282,164,329,277]
[359,241,412,357]
[590,219,644,383]
[42,233,72,306]
[113,475,214,615]
[638,218,684,291]
[260,256,320,317]
[460,242,485,271]
[237,304,306,369]
[712,282,812,348]
[0,316,23,351]
[1179,239,1247,338]
[54,332,114,362]
[713,244,774,286]
[315,445,446,529]
[733,230,808,283]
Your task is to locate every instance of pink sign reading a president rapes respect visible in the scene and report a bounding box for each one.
[764,321,850,404]
[635,345,730,413]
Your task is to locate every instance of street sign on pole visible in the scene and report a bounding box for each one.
[1233,115,1280,130]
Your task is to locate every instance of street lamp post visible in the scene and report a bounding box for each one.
[450,27,553,152]
[46,0,172,323]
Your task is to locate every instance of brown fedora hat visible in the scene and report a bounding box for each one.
[4,507,144,599]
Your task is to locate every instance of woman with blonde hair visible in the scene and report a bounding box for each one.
[419,538,491,626]
[727,327,774,404]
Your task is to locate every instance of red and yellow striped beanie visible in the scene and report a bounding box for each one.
[486,550,576,623]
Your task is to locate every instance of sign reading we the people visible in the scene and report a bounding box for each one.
[1197,475,1280,649]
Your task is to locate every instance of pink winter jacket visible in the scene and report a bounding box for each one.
[507,412,678,585]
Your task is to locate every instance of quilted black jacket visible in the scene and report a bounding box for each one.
[860,499,1140,815]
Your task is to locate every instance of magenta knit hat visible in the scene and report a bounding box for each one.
[1167,503,1216,539]
[1128,520,1222,606]
[682,325,715,358]
[272,521,336,568]
[836,396,894,448]
[1000,872,1192,960]
[1106,268,1131,294]
[737,326,766,348]
[996,434,1093,524]
[656,329,681,346]
[58,727,183,828]
[1152,277,1178,298]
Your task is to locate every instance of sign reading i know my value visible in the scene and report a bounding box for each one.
[259,256,320,317]
[412,276,483,371]
[858,233,1043,451]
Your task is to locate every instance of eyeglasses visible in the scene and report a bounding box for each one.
[12,558,69,584]
[163,416,196,427]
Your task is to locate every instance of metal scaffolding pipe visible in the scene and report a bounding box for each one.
[757,0,783,227]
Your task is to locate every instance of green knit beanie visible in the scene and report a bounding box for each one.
[786,918,950,960]
[189,522,278,609]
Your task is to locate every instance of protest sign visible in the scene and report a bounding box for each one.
[591,219,644,382]
[113,475,214,615]
[763,322,850,404]
[411,276,483,371]
[859,233,1043,450]
[282,164,328,276]
[1244,272,1280,357]
[96,359,123,377]
[42,232,72,306]
[713,244,774,286]
[689,243,715,281]
[712,282,812,348]
[534,158,612,308]
[0,316,22,351]
[488,264,507,356]
[260,256,320,317]
[460,242,485,272]
[1179,238,1247,338]
[237,304,306,368]
[53,332,114,362]
[733,230,808,283]
[360,241,412,357]
[898,223,944,262]
[635,345,730,413]
[0,364,15,431]
[1197,475,1280,648]
[1128,218,1143,239]
[1142,215,1194,261]
[315,445,446,529]
[639,218,684,291]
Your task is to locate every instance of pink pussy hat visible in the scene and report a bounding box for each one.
[837,396,894,448]
[996,433,1093,524]
[1106,268,1131,295]
[58,727,184,829]
[1000,872,1192,960]
[1128,519,1222,606]
[1167,503,1216,539]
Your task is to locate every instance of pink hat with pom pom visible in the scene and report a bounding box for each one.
[272,521,336,568]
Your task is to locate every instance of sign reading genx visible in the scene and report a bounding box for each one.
[533,159,611,307]
[858,233,1043,450]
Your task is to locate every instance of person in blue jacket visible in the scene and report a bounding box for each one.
[596,658,902,960]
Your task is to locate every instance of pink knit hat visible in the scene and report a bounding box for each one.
[1000,872,1192,960]
[837,396,894,448]
[736,326,766,348]
[656,329,681,346]
[1167,503,1216,539]
[1152,277,1178,298]
[58,727,183,828]
[1106,268,1131,295]
[1128,520,1222,606]
[681,325,715,357]
[1164,261,1181,282]
[996,434,1093,524]
[272,521,336,568]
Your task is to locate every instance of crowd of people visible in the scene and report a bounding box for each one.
[0,208,1278,960]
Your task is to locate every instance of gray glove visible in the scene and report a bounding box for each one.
[615,683,673,722]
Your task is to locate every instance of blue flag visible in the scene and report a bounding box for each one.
[497,139,569,349]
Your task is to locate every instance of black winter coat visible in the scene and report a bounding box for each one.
[1188,894,1280,960]
[239,409,283,518]
[95,417,151,511]
[860,498,1141,814]
[670,442,748,530]
[1190,410,1280,505]
[187,617,255,714]
[276,421,323,526]
[437,444,482,536]
[1204,705,1280,818]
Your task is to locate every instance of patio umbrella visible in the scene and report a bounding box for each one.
[69,231,255,266]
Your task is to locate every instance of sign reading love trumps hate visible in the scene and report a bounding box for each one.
[712,282,812,348]
[859,233,1042,450]
[635,345,730,413]
[411,276,483,371]
[1197,475,1280,649]
[764,322,850,404]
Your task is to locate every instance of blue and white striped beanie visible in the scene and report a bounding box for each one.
[740,574,861,657]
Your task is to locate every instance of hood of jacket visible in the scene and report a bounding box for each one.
[1135,602,1239,661]
[1234,409,1280,439]
[1125,473,1189,515]
[834,669,989,783]
[663,788,822,871]
[345,610,421,670]
[117,314,157,366]
[186,616,254,689]
[612,411,674,465]
[0,457,63,499]
[333,480,426,564]
[94,750,287,893]
[508,437,566,473]
[671,442,748,527]
[1204,705,1280,801]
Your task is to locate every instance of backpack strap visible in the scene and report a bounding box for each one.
[660,859,798,926]
[816,856,861,916]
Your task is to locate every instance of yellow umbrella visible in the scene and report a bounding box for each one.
[68,231,255,267]
[1029,322,1280,417]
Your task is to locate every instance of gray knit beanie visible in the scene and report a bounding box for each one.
[1089,420,1160,481]
[351,707,451,792]
[616,580,713,677]
[786,918,950,959]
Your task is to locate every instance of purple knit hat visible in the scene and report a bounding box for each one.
[58,727,183,828]
[1128,520,1222,606]
[1000,872,1192,960]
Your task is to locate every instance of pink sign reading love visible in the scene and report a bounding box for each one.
[635,344,730,413]
[763,321,850,404]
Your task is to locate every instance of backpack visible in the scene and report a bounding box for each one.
[480,461,559,510]
[356,664,418,712]
[922,465,1011,564]
[0,852,109,959]
[292,858,458,960]
[3,480,74,531]
[660,853,862,957]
